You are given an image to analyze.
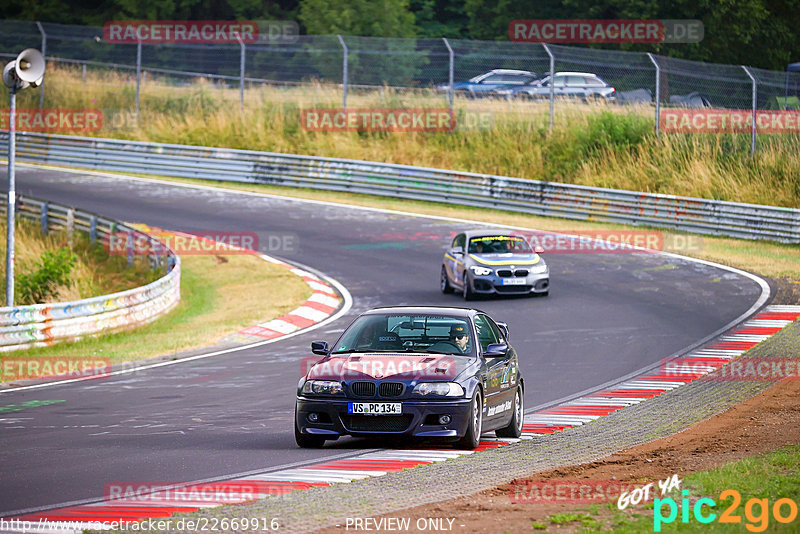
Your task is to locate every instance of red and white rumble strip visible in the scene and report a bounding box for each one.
[235,256,342,340]
[5,305,797,531]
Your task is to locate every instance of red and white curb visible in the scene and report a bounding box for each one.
[5,305,797,531]
[521,305,800,436]
[232,257,342,342]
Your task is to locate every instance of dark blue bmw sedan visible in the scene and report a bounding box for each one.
[294,306,524,450]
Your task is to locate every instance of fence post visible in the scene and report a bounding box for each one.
[36,21,46,109]
[237,34,245,111]
[742,66,757,155]
[5,88,16,306]
[66,208,74,248]
[41,202,48,234]
[647,53,661,137]
[337,35,348,110]
[135,40,142,120]
[542,44,554,132]
[82,63,86,82]
[442,38,454,117]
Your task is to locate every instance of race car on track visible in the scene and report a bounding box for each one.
[294,306,524,450]
[441,230,549,300]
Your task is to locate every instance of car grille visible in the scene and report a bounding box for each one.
[341,415,413,432]
[350,381,376,397]
[496,269,512,277]
[495,285,532,293]
[378,382,404,397]
[514,269,529,277]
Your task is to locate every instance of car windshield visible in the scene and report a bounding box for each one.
[331,314,474,355]
[468,235,533,254]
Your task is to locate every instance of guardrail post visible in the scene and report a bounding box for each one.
[337,35,348,110]
[742,66,757,155]
[647,53,661,137]
[36,22,46,109]
[135,39,142,120]
[125,231,134,267]
[82,63,86,82]
[89,215,97,242]
[442,38,454,117]
[542,44,555,132]
[41,202,48,234]
[66,208,74,248]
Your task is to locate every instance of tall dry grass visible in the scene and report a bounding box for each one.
[3,64,798,208]
[0,218,158,305]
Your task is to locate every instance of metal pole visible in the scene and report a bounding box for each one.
[135,40,142,119]
[542,44,554,132]
[36,22,46,109]
[337,35,348,110]
[443,38,454,116]
[742,66,757,155]
[238,34,245,111]
[647,53,661,137]
[6,88,16,306]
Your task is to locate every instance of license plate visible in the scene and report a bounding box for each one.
[502,278,526,285]
[348,402,402,415]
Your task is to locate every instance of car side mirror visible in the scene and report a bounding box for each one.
[311,341,330,356]
[534,245,544,254]
[485,343,508,357]
[452,248,464,256]
[496,322,509,341]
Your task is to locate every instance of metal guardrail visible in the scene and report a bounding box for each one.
[0,192,180,352]
[2,132,799,243]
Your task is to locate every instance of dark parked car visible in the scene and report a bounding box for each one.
[295,306,524,450]
[437,69,538,96]
[495,72,616,101]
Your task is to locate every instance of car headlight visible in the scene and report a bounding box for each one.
[469,266,493,276]
[529,263,548,274]
[301,380,344,396]
[412,382,465,397]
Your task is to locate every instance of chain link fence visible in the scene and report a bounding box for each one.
[1,20,799,152]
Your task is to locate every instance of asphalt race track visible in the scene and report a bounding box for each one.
[0,166,766,515]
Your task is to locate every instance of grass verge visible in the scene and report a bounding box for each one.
[550,444,800,533]
[0,251,312,379]
[3,65,799,208]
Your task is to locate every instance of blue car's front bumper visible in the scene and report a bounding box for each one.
[295,396,472,441]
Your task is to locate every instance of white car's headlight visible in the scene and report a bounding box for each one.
[529,263,548,274]
[412,382,465,397]
[301,380,344,395]
[469,266,493,276]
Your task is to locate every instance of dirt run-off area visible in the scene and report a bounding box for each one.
[320,364,800,534]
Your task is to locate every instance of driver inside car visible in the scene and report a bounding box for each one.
[450,324,471,353]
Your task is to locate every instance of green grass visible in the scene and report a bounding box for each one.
[558,444,800,533]
[4,65,799,209]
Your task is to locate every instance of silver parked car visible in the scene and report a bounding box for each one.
[441,230,549,300]
[494,71,616,101]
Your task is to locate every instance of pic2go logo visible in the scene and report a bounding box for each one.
[654,489,798,532]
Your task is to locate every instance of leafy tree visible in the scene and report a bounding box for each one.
[298,0,415,37]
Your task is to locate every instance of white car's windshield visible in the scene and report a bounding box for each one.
[468,235,533,254]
